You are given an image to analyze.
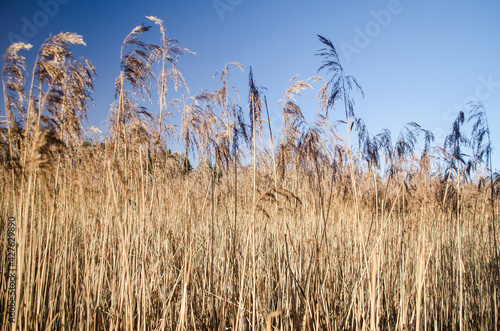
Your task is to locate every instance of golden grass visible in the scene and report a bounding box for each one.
[0,149,498,329]
[1,21,499,331]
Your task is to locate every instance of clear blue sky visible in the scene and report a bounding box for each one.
[1,0,500,170]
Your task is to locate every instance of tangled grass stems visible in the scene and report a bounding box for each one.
[0,18,499,331]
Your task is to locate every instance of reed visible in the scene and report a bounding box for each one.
[1,19,499,330]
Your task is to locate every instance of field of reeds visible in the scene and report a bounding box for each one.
[1,17,499,330]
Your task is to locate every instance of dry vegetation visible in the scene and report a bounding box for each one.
[1,17,499,330]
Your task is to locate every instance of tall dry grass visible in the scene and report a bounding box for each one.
[1,20,499,330]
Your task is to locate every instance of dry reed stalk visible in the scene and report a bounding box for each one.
[370,246,378,331]
[177,248,192,331]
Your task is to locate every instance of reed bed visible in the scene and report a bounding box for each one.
[1,18,499,330]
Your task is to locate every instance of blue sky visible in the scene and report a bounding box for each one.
[1,0,500,170]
